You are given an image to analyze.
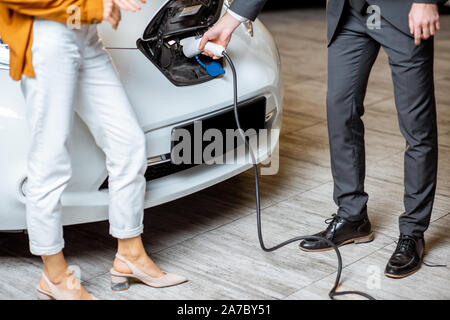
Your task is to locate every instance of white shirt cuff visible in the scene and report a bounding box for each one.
[227,9,249,23]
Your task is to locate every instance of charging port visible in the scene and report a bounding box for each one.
[137,0,225,86]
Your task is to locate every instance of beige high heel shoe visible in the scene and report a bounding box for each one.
[36,272,97,300]
[110,253,188,291]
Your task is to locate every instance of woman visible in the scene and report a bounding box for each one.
[0,0,186,300]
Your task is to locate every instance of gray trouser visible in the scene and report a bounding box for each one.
[327,7,438,237]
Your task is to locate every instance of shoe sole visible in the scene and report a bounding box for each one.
[384,266,421,279]
[110,269,188,290]
[36,289,54,300]
[299,232,375,253]
[384,255,424,279]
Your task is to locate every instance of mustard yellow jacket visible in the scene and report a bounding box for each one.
[0,0,104,81]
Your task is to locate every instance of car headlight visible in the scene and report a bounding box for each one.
[243,21,254,37]
[223,0,253,37]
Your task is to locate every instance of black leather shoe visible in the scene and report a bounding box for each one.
[299,214,374,252]
[385,234,424,279]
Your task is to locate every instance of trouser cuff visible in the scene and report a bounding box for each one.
[110,224,144,239]
[29,242,65,256]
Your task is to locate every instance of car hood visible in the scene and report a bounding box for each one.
[98,0,168,49]
[107,35,279,133]
[99,2,281,132]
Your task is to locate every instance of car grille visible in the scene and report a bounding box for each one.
[99,96,267,190]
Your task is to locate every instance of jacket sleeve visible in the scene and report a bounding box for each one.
[0,0,103,24]
[414,0,448,4]
[229,0,268,22]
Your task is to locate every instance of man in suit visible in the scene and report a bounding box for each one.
[201,0,444,279]
[299,0,444,280]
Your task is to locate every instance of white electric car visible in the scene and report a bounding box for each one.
[0,0,282,231]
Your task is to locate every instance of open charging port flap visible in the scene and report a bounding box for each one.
[137,0,225,86]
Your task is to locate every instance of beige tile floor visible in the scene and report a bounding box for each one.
[1,8,449,300]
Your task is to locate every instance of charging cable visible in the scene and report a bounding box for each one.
[222,51,376,300]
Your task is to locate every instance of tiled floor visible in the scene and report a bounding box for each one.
[1,8,449,300]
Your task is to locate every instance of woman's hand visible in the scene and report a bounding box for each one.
[103,0,122,29]
[113,0,147,12]
[103,0,147,29]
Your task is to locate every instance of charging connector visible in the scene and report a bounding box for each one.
[181,36,226,58]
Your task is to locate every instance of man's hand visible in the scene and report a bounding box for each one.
[103,0,121,29]
[199,12,242,59]
[409,3,440,46]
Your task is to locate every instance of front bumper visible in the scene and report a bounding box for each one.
[57,128,280,228]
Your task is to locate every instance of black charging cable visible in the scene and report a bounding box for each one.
[223,51,376,300]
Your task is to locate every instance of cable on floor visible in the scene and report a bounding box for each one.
[223,52,376,300]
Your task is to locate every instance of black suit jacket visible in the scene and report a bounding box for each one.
[327,0,446,44]
[229,0,268,21]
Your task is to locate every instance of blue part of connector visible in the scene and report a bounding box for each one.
[195,55,225,78]
[195,56,207,68]
[206,62,226,77]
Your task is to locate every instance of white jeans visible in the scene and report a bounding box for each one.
[21,19,147,256]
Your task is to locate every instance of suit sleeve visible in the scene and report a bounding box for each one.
[0,0,103,24]
[229,0,268,21]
